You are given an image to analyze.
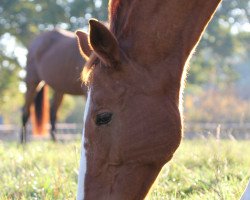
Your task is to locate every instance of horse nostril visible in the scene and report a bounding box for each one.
[95,112,113,126]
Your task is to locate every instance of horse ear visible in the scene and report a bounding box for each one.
[89,19,120,66]
[75,30,92,60]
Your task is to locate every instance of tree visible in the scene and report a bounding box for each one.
[187,0,250,89]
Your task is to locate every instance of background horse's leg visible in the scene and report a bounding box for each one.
[50,92,64,141]
[21,82,39,143]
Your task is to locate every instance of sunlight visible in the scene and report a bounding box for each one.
[19,82,27,93]
[14,47,27,68]
[0,33,28,68]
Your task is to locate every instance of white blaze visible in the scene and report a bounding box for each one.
[241,179,250,200]
[77,90,91,200]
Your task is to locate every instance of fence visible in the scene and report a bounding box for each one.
[0,123,83,141]
[1,122,250,141]
[184,122,250,139]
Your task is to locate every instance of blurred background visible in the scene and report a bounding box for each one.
[0,1,250,199]
[0,0,249,138]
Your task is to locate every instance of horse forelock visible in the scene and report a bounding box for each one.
[81,54,98,85]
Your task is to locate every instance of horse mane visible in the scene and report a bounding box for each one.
[81,54,98,85]
[109,0,121,21]
[108,0,137,37]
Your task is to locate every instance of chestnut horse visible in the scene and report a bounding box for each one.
[21,29,90,142]
[75,0,250,199]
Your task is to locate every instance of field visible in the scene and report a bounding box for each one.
[1,138,250,200]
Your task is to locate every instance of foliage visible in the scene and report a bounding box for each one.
[0,0,109,46]
[57,95,85,123]
[64,96,86,123]
[187,0,250,88]
[0,139,249,199]
[0,53,23,123]
[184,89,250,123]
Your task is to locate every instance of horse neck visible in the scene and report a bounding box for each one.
[109,0,221,81]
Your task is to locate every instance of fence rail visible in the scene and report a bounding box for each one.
[0,123,83,133]
[1,122,250,141]
[0,123,83,141]
[184,122,250,139]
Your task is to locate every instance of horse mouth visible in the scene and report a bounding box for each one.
[84,161,164,200]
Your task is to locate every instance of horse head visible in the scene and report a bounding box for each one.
[76,0,221,199]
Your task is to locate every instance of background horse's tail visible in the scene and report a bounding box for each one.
[31,84,49,135]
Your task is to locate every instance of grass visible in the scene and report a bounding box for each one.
[0,141,79,200]
[0,138,250,199]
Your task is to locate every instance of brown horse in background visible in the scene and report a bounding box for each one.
[21,29,90,142]
[75,0,223,199]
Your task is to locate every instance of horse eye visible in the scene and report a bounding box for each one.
[95,112,113,126]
